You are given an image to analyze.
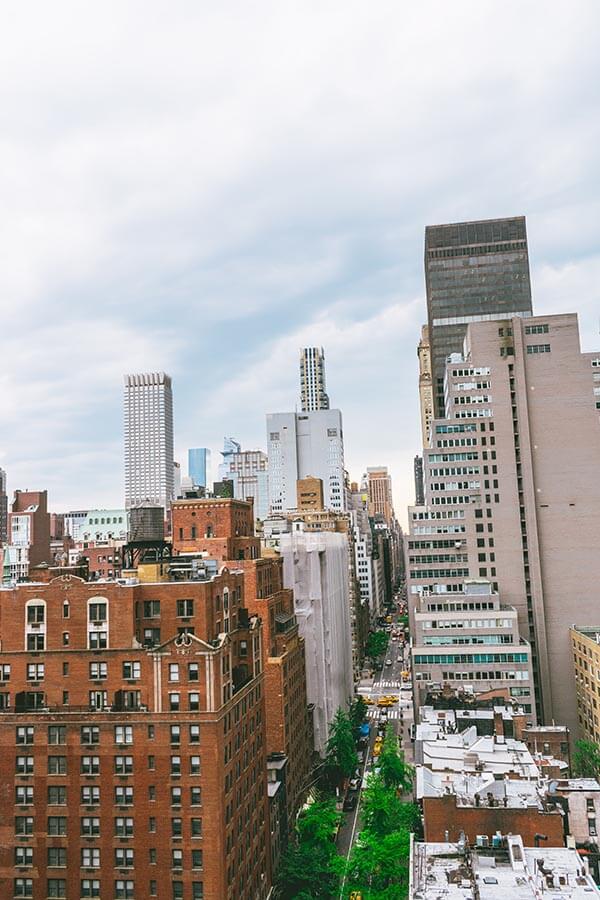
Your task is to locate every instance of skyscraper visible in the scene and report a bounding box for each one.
[406,312,600,733]
[0,467,7,543]
[267,409,346,514]
[425,216,533,417]
[366,466,394,525]
[413,455,424,506]
[124,372,174,509]
[300,346,329,412]
[188,447,210,488]
[417,324,434,447]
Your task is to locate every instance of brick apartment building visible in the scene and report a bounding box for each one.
[0,569,271,900]
[172,498,313,833]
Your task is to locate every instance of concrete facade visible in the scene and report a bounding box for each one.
[299,346,329,412]
[124,372,174,510]
[407,313,600,734]
[267,409,346,514]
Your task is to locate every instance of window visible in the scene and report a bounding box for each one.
[188,662,199,681]
[171,818,182,837]
[81,817,100,836]
[192,884,204,900]
[143,600,160,617]
[15,846,33,866]
[525,323,549,334]
[47,879,66,898]
[48,786,66,805]
[81,756,100,775]
[173,881,184,899]
[115,881,134,899]
[27,604,45,624]
[88,630,107,649]
[48,816,66,836]
[81,725,100,745]
[169,693,180,711]
[177,599,194,617]
[115,848,134,868]
[115,785,134,805]
[171,786,182,806]
[526,343,551,354]
[189,692,200,711]
[27,663,44,680]
[15,786,33,805]
[172,849,183,869]
[189,724,200,743]
[88,602,107,622]
[170,725,181,745]
[114,755,133,774]
[81,847,101,868]
[190,756,201,775]
[26,633,44,651]
[81,786,100,805]
[191,818,202,838]
[16,726,34,745]
[80,881,101,899]
[115,817,134,837]
[14,879,33,897]
[169,664,180,682]
[122,661,141,680]
[47,847,67,867]
[191,849,203,869]
[48,756,66,775]
[62,602,70,619]
[171,756,181,775]
[16,756,34,774]
[143,627,161,647]
[15,816,34,835]
[190,787,202,806]
[89,662,107,679]
[590,818,598,837]
[62,632,70,646]
[115,725,133,744]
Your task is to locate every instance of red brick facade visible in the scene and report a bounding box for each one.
[422,794,565,846]
[172,499,259,562]
[0,572,271,900]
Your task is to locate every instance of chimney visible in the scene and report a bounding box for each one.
[494,710,504,738]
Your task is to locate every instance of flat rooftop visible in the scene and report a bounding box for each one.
[411,837,600,899]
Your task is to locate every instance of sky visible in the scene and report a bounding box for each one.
[1,1,599,526]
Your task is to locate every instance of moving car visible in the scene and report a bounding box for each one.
[343,791,358,811]
[385,659,393,666]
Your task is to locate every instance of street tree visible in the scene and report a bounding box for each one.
[573,739,600,779]
[345,827,411,898]
[325,708,359,788]
[378,724,413,794]
[366,631,389,661]
[349,695,368,733]
[276,798,342,899]
[361,772,409,838]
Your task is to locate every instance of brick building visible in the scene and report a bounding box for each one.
[0,570,271,900]
[172,498,312,835]
[8,490,51,575]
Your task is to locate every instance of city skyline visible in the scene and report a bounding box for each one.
[2,4,600,524]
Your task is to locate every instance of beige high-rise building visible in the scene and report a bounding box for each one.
[571,626,600,744]
[366,466,394,525]
[418,324,435,447]
[406,313,600,734]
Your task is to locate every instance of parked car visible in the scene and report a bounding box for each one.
[343,791,358,811]
[349,776,360,790]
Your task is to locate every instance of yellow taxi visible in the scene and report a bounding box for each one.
[363,696,374,705]
[377,697,393,708]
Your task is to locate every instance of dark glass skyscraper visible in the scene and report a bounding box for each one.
[425,216,533,416]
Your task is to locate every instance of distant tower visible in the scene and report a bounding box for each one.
[417,325,434,448]
[300,347,330,412]
[414,455,425,506]
[124,373,174,510]
[188,448,210,488]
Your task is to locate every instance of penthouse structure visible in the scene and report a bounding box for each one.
[0,568,271,899]
[406,312,600,734]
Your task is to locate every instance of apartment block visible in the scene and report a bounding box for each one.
[218,440,269,521]
[0,570,271,900]
[571,626,600,745]
[172,498,312,832]
[411,580,534,716]
[406,313,600,734]
[6,490,51,580]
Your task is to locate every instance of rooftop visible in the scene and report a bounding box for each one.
[410,836,600,899]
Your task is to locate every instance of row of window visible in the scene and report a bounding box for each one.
[16,723,201,744]
[16,785,203,806]
[14,845,202,868]
[16,814,202,837]
[16,753,201,775]
[14,880,203,899]
[414,652,529,664]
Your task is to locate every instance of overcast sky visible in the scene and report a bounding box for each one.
[1,1,599,525]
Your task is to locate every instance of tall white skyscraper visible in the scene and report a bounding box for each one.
[300,346,330,412]
[0,467,7,543]
[267,409,346,513]
[124,372,174,510]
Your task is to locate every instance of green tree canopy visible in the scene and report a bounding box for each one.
[573,739,600,779]
[349,695,368,732]
[277,799,342,899]
[345,828,411,898]
[326,708,359,785]
[378,724,413,794]
[366,631,389,660]
[361,772,410,838]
